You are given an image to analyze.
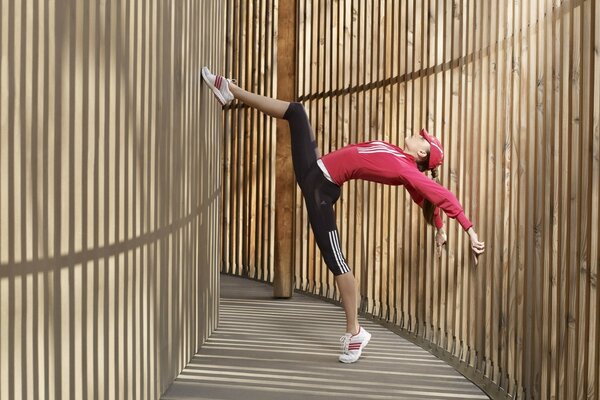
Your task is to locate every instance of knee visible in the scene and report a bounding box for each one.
[283,102,306,120]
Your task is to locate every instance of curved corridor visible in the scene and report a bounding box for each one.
[162,275,488,400]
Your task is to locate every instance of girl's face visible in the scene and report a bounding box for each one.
[404,134,431,160]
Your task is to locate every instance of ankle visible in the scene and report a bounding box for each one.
[229,81,239,94]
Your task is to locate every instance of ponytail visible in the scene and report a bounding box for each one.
[416,153,438,226]
[422,168,438,226]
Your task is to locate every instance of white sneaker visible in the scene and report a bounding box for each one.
[339,326,371,363]
[201,67,234,105]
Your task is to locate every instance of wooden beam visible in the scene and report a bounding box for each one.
[273,0,297,298]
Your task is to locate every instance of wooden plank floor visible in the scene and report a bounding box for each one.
[162,274,489,400]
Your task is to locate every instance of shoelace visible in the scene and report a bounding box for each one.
[339,334,351,353]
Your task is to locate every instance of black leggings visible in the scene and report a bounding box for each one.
[283,103,350,276]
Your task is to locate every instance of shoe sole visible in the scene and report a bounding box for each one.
[339,331,372,364]
[201,68,227,106]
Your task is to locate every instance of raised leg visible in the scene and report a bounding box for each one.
[229,82,290,119]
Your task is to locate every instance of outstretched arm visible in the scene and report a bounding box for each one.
[407,172,486,265]
[466,227,485,265]
[406,185,447,257]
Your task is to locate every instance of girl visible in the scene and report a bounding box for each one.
[201,67,485,363]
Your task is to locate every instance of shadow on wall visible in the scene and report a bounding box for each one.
[0,0,224,399]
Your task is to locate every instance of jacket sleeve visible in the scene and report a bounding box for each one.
[404,171,473,231]
[405,184,444,229]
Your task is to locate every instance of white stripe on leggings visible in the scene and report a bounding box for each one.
[329,230,350,274]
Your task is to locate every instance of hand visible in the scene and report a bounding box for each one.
[468,229,485,265]
[435,228,447,258]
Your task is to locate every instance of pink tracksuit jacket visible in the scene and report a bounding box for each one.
[320,140,473,231]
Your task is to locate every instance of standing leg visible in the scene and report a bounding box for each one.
[204,67,369,362]
[335,272,359,335]
[300,168,370,362]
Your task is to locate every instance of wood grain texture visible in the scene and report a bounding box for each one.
[0,0,224,399]
[272,0,296,297]
[219,0,599,398]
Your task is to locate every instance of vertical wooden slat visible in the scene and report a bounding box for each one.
[381,0,392,322]
[398,0,408,329]
[258,0,267,281]
[337,0,347,301]
[463,0,476,365]
[532,1,546,397]
[578,1,593,399]
[441,0,452,352]
[273,0,296,298]
[455,0,467,360]
[255,0,263,280]
[432,0,442,346]
[242,0,254,280]
[356,0,365,312]
[234,0,243,274]
[473,0,487,371]
[346,0,357,299]
[307,0,316,291]
[1,0,224,398]
[248,0,258,280]
[566,1,579,398]
[375,0,383,319]
[268,0,277,281]
[476,0,488,375]
[410,2,426,332]
[222,0,232,276]
[294,0,304,289]
[541,1,554,396]
[232,1,242,275]
[558,1,572,398]
[551,0,562,397]
[309,0,318,290]
[512,0,524,395]
[329,0,337,297]
[587,2,600,398]
[317,0,326,294]
[219,0,600,398]
[495,0,507,386]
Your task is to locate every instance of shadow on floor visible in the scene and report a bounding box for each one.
[161,274,489,400]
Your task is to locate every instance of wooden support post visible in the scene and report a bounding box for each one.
[273,0,297,298]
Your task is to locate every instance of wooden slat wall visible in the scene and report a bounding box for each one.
[0,0,224,399]
[290,0,600,399]
[220,0,598,398]
[221,0,277,282]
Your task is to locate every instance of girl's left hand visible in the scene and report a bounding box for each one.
[435,229,447,257]
[469,233,485,265]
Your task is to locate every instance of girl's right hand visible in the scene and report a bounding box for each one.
[435,228,447,258]
[468,230,485,265]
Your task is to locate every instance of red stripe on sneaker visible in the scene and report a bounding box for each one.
[215,76,222,89]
